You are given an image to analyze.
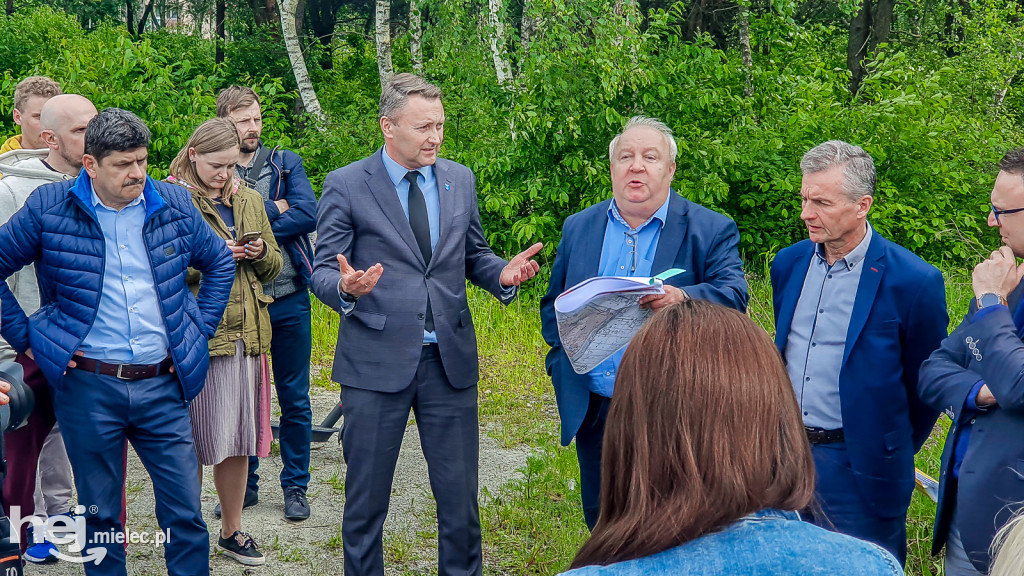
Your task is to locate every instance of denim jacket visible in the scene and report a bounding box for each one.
[560,509,903,576]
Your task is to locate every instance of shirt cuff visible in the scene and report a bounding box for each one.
[972,304,1008,323]
[499,284,517,302]
[966,379,991,412]
[337,283,356,316]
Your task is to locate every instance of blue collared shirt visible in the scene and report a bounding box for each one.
[78,182,170,364]
[785,224,874,429]
[586,196,670,397]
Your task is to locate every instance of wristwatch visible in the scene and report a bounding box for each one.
[340,286,358,304]
[977,293,1007,308]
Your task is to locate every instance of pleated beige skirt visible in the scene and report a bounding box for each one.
[189,340,270,466]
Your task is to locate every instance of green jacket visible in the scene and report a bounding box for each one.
[185,182,283,357]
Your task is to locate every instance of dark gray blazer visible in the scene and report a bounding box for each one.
[312,149,509,392]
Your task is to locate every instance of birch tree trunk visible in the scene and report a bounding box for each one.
[738,1,752,97]
[410,0,423,75]
[215,0,225,64]
[519,0,538,56]
[375,0,395,89]
[487,0,512,87]
[280,0,328,127]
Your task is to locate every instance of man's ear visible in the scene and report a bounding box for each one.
[41,130,58,150]
[12,108,22,127]
[82,154,99,178]
[380,116,393,140]
[858,195,874,218]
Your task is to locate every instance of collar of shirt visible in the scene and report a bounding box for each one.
[608,194,671,233]
[813,222,873,271]
[89,178,146,212]
[381,146,436,190]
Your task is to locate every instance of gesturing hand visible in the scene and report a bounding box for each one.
[337,254,383,298]
[500,242,543,287]
[972,246,1024,300]
[0,379,9,406]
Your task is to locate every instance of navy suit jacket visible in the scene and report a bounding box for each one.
[540,192,749,446]
[311,150,509,392]
[771,233,948,518]
[918,283,1024,572]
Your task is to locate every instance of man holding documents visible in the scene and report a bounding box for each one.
[540,115,748,529]
[917,147,1024,576]
[771,140,947,564]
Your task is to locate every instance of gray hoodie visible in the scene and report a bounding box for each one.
[0,148,72,362]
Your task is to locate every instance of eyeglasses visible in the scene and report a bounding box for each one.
[991,204,1024,225]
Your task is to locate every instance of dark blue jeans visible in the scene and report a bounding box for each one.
[248,288,312,492]
[804,442,908,566]
[54,369,209,576]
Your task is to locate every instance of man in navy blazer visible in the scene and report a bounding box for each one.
[771,140,948,563]
[540,116,749,529]
[312,74,541,576]
[918,148,1024,576]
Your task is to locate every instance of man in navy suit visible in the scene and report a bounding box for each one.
[540,116,749,529]
[771,140,948,563]
[918,148,1024,576]
[312,73,542,576]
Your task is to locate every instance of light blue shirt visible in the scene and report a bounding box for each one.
[785,224,873,429]
[587,196,670,397]
[78,182,170,364]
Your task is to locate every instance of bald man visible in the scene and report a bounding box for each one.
[0,94,99,564]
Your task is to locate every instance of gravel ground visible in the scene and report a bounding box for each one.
[25,385,530,575]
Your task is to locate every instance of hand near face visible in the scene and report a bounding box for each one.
[0,379,9,405]
[972,246,1024,299]
[500,243,543,287]
[338,254,383,298]
[639,285,688,311]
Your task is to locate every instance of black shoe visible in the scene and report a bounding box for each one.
[283,486,310,521]
[213,489,258,519]
[217,530,265,566]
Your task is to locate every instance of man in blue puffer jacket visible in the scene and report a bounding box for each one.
[0,108,234,576]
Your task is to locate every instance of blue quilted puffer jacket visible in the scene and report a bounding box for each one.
[0,170,234,400]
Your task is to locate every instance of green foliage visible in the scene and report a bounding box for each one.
[0,0,1021,272]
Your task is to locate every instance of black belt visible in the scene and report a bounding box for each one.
[73,357,174,380]
[805,426,844,445]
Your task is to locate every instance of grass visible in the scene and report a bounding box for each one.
[307,267,979,576]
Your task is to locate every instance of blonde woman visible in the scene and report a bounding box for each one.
[168,117,282,565]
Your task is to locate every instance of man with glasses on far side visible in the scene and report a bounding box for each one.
[919,147,1024,576]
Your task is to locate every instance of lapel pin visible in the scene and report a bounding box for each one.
[445,183,450,191]
[870,267,878,273]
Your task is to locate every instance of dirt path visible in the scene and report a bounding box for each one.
[27,386,530,575]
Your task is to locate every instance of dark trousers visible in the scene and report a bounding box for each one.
[575,393,611,531]
[804,443,907,565]
[54,369,209,576]
[249,288,313,492]
[340,344,481,576]
[2,354,127,554]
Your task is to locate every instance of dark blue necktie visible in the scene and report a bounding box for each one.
[405,171,434,332]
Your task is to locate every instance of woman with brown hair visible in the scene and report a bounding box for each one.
[168,117,282,566]
[562,300,902,575]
